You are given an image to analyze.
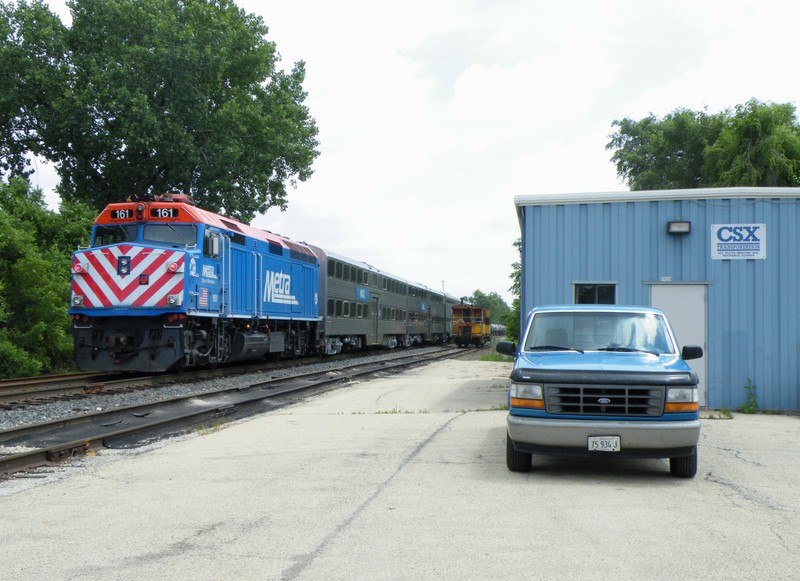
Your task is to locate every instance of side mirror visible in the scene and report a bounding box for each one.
[496,341,517,357]
[681,345,703,360]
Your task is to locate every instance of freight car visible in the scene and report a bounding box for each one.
[451,304,492,347]
[68,192,458,372]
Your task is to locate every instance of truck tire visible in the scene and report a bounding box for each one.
[506,433,532,472]
[669,446,697,478]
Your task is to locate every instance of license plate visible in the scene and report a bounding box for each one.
[588,436,620,452]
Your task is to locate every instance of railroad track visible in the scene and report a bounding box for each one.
[0,349,401,409]
[0,347,470,478]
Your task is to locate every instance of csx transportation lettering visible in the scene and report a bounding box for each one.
[264,270,299,305]
[716,225,761,242]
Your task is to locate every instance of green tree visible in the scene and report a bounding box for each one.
[1,0,319,222]
[502,238,521,342]
[607,99,800,190]
[705,100,800,187]
[465,290,509,322]
[0,178,93,378]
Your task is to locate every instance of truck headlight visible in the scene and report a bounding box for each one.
[510,382,544,409]
[665,387,699,412]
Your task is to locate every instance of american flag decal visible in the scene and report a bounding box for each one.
[199,287,209,307]
[71,245,184,308]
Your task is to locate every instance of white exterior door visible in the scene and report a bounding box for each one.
[651,284,708,407]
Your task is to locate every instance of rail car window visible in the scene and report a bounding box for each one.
[93,224,137,246]
[143,224,197,247]
[344,302,350,317]
[327,299,334,316]
[336,300,343,317]
[364,305,370,318]
[344,264,350,280]
[336,262,343,279]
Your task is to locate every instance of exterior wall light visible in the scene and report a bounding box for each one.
[667,221,691,235]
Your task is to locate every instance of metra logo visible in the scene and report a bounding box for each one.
[264,270,298,305]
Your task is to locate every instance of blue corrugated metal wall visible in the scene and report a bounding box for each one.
[519,195,800,410]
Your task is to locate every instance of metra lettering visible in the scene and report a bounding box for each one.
[264,270,299,305]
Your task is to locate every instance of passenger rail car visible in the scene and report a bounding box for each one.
[308,245,458,354]
[69,192,459,372]
[452,304,492,347]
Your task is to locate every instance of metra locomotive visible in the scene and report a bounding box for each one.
[69,191,459,372]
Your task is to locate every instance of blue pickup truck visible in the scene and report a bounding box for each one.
[496,305,703,478]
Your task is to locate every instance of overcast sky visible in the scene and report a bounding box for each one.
[38,0,800,304]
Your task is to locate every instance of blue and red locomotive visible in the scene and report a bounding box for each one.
[69,192,458,372]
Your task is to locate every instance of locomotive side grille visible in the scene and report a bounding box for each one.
[545,384,664,416]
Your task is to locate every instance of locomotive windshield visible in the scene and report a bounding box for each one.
[143,223,198,247]
[93,224,137,246]
[91,223,198,247]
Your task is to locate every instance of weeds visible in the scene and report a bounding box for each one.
[376,406,429,414]
[740,378,759,414]
[480,352,514,363]
[704,408,733,420]
[196,421,228,435]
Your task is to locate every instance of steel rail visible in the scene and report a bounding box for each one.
[1,348,465,478]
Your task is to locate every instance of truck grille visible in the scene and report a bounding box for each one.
[545,384,664,417]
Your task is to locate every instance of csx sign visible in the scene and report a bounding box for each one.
[711,224,766,260]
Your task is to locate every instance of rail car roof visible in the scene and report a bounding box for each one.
[95,199,315,255]
[308,244,456,299]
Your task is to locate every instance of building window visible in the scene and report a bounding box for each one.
[575,284,616,304]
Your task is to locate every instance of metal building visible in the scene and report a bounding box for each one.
[514,187,800,411]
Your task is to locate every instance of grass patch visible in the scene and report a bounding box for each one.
[376,406,429,414]
[480,352,514,362]
[196,421,229,435]
[704,408,734,420]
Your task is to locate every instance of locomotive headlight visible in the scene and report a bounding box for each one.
[509,382,544,409]
[72,295,84,306]
[665,387,699,412]
[166,294,182,306]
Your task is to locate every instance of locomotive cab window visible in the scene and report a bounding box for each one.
[143,224,197,247]
[93,224,137,247]
[203,231,221,258]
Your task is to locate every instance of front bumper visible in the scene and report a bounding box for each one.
[507,414,700,459]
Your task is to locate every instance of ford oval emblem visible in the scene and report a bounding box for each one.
[598,397,612,405]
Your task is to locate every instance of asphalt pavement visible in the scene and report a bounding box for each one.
[1,357,799,580]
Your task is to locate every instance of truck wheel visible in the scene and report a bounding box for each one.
[669,446,697,478]
[506,433,532,472]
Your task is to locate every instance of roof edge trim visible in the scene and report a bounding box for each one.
[515,186,800,206]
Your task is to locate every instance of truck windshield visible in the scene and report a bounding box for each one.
[142,224,198,247]
[92,224,137,247]
[525,311,674,355]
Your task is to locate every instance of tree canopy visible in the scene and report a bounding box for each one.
[0,179,94,377]
[607,99,800,190]
[463,290,510,322]
[1,0,319,222]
